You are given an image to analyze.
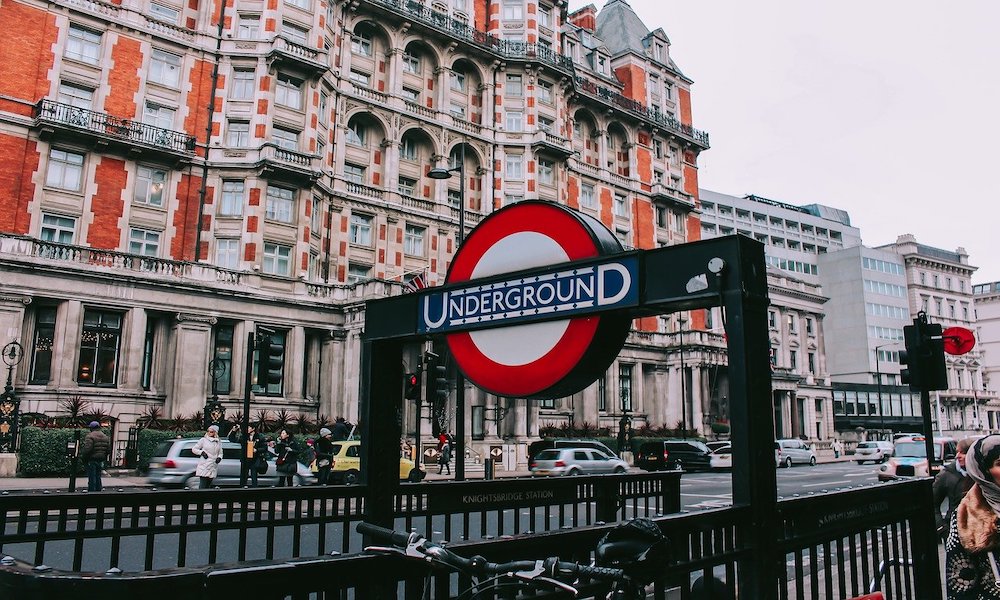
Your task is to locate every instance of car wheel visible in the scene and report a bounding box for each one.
[407,469,424,483]
[809,456,816,466]
[613,466,626,474]
[566,468,580,476]
[784,457,793,469]
[343,470,360,485]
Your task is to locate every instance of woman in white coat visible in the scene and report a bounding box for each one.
[191,425,223,489]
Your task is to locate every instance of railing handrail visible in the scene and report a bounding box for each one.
[34,99,196,153]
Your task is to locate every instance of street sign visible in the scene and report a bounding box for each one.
[432,202,633,398]
[942,326,976,356]
[489,445,503,459]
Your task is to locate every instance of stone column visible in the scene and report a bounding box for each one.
[119,307,148,391]
[56,300,83,387]
[165,313,216,418]
[284,325,305,402]
[322,329,348,421]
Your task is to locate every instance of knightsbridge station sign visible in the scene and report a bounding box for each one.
[423,202,635,399]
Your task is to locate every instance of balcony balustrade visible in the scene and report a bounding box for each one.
[404,100,436,120]
[531,130,573,158]
[351,83,389,105]
[573,76,710,149]
[258,144,321,182]
[345,180,386,201]
[34,99,196,157]
[651,182,696,209]
[452,116,483,136]
[268,35,329,76]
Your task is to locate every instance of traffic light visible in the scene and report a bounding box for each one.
[404,372,421,400]
[256,330,284,387]
[919,319,949,391]
[898,323,923,391]
[433,365,448,401]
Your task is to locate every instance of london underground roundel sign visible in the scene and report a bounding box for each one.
[433,201,633,399]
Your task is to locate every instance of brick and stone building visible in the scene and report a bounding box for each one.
[0,0,711,464]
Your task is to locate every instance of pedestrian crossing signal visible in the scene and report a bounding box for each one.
[404,372,421,400]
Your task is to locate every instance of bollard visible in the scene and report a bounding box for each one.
[483,457,494,480]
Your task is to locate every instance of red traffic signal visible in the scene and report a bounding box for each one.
[404,372,421,400]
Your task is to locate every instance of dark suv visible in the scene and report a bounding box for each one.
[636,440,712,472]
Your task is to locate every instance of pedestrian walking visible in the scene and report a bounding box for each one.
[274,429,298,487]
[832,439,843,459]
[438,438,452,475]
[935,436,978,540]
[314,427,335,485]
[945,434,1000,597]
[79,421,109,492]
[228,423,267,487]
[332,417,350,441]
[191,425,223,489]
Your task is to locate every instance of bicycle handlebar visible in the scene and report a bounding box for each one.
[356,521,628,586]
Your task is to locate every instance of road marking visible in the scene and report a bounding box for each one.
[681,493,733,499]
[802,480,850,488]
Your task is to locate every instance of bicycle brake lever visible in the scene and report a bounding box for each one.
[364,545,406,557]
[511,561,579,597]
[531,576,579,596]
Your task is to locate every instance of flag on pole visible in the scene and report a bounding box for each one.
[404,272,427,293]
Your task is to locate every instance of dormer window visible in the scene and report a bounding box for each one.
[653,43,664,62]
[597,56,607,74]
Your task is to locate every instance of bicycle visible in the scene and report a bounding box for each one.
[357,517,669,599]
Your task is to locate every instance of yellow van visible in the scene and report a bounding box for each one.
[330,440,424,484]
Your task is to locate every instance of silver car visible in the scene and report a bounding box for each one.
[147,438,316,487]
[854,441,894,464]
[776,439,817,468]
[529,447,629,477]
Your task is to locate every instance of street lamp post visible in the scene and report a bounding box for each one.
[678,315,688,437]
[428,142,467,480]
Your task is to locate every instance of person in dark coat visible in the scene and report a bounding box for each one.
[274,429,298,487]
[229,423,267,487]
[935,436,978,539]
[79,421,110,492]
[331,417,350,441]
[438,438,452,475]
[314,428,335,485]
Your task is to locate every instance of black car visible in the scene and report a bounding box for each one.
[636,440,712,472]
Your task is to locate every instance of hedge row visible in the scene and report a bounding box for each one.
[18,426,98,477]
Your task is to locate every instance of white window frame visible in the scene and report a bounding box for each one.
[129,227,161,256]
[231,68,255,100]
[265,185,295,223]
[275,74,303,110]
[286,0,310,10]
[505,111,523,132]
[134,165,167,207]
[149,49,182,88]
[402,52,421,74]
[538,80,553,104]
[227,120,250,146]
[40,214,76,244]
[272,127,299,151]
[142,101,175,130]
[66,25,101,65]
[347,263,371,284]
[262,242,292,276]
[57,82,94,109]
[220,179,244,216]
[45,148,85,191]
[237,14,260,39]
[399,136,418,161]
[538,159,554,185]
[404,224,425,257]
[581,183,595,208]
[349,214,373,246]
[349,70,371,87]
[505,154,523,179]
[450,71,466,92]
[351,31,372,56]
[280,22,309,45]
[613,193,628,217]
[397,176,417,196]
[502,0,523,20]
[149,2,180,23]
[215,238,239,269]
[506,74,523,97]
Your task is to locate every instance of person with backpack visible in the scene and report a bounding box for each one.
[79,421,110,492]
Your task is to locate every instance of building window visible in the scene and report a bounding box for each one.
[236,14,260,39]
[449,102,466,118]
[619,364,633,412]
[77,309,122,386]
[448,189,462,208]
[272,127,299,151]
[346,120,366,146]
[29,306,57,384]
[347,263,371,283]
[538,159,554,185]
[134,166,167,207]
[275,74,303,110]
[310,196,322,233]
[349,69,370,87]
[768,310,777,329]
[286,0,310,10]
[40,214,76,244]
[613,193,627,217]
[502,0,523,20]
[402,52,421,74]
[57,82,94,108]
[404,224,425,256]
[129,228,160,256]
[66,25,101,64]
[227,120,251,146]
[219,179,244,216]
[349,213,373,245]
[231,68,255,100]
[578,184,596,209]
[149,2,179,23]
[808,352,816,374]
[253,327,286,395]
[789,349,798,370]
[212,322,234,393]
[505,154,523,178]
[319,91,329,125]
[537,80,553,104]
[149,49,182,88]
[215,238,239,270]
[538,116,553,132]
[538,6,551,28]
[265,185,295,223]
[45,148,85,191]
[806,317,815,335]
[787,314,797,333]
[398,176,417,196]
[344,163,365,184]
[506,74,523,97]
[655,206,667,228]
[400,136,418,161]
[401,87,419,101]
[351,31,372,56]
[142,102,175,130]
[505,111,523,132]
[503,194,522,206]
[262,242,291,276]
[450,71,466,92]
[280,22,309,45]
[140,318,157,390]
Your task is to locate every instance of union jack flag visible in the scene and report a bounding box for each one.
[404,272,427,293]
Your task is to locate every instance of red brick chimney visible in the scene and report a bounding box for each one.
[568,4,597,32]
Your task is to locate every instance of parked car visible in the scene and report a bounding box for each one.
[635,440,712,472]
[775,439,816,468]
[709,444,733,470]
[706,441,730,452]
[854,441,894,464]
[527,439,617,463]
[877,436,956,482]
[147,438,316,487]
[330,440,424,484]
[529,447,629,477]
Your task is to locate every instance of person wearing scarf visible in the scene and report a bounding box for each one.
[946,435,1000,599]
[936,437,979,539]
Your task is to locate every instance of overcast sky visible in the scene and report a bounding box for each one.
[567,0,1000,284]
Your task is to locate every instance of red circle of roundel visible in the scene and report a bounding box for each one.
[445,202,617,398]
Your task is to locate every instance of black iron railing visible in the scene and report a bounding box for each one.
[0,471,679,573]
[0,480,941,599]
[34,99,196,153]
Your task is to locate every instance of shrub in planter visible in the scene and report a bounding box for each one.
[710,422,731,435]
[18,426,94,477]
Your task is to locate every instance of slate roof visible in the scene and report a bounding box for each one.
[594,0,683,74]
